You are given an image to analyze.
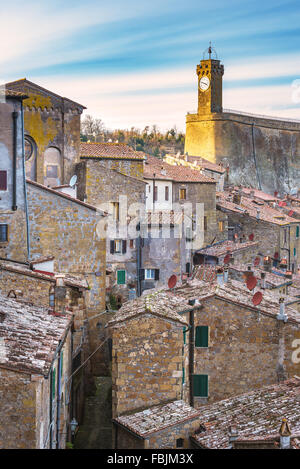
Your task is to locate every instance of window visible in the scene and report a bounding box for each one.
[49,286,55,308]
[110,240,127,254]
[51,368,56,400]
[294,247,297,257]
[0,225,8,242]
[284,229,287,244]
[195,326,209,347]
[111,202,120,221]
[193,374,208,397]
[179,188,186,200]
[218,221,224,232]
[145,269,155,280]
[204,216,208,231]
[154,186,158,202]
[186,262,191,275]
[0,171,7,191]
[129,239,134,249]
[117,270,126,285]
[141,269,160,281]
[297,226,300,239]
[176,438,184,448]
[165,186,169,201]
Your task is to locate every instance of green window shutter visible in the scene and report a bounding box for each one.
[182,366,185,384]
[60,352,63,378]
[117,270,125,285]
[297,226,299,238]
[183,327,187,345]
[294,247,297,256]
[52,368,56,399]
[193,374,208,397]
[195,326,209,347]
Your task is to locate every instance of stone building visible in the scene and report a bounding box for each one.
[0,259,91,424]
[0,294,73,449]
[26,180,107,375]
[174,278,300,406]
[217,189,300,271]
[144,155,218,247]
[106,290,192,419]
[193,239,259,266]
[164,153,226,191]
[184,49,300,195]
[0,89,29,263]
[5,79,85,187]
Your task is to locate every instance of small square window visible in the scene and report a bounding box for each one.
[114,240,122,253]
[145,269,155,280]
[0,225,8,242]
[176,438,184,448]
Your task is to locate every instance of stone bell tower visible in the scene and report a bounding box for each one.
[197,43,224,115]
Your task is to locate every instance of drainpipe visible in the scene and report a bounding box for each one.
[12,111,18,211]
[188,302,195,408]
[56,349,62,449]
[21,101,31,260]
[153,173,156,212]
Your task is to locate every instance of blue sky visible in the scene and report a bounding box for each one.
[1,0,300,130]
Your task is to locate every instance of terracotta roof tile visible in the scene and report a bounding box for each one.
[114,400,202,437]
[191,377,300,449]
[144,155,216,183]
[0,294,72,375]
[80,142,145,160]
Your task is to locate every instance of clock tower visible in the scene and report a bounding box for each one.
[197,44,224,115]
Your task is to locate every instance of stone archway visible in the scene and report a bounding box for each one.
[25,136,37,181]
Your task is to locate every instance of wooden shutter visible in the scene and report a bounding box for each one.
[140,269,145,280]
[0,171,7,191]
[122,240,127,254]
[117,270,126,285]
[297,226,300,238]
[51,368,56,399]
[193,374,208,397]
[154,269,160,280]
[165,186,169,201]
[110,240,115,254]
[195,326,209,347]
[0,225,8,242]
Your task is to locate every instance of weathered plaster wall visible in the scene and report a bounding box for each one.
[0,98,28,262]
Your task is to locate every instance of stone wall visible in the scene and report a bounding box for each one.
[0,368,37,449]
[185,111,300,195]
[188,297,300,406]
[110,314,188,418]
[26,182,106,374]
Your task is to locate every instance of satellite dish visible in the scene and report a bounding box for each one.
[252,291,263,306]
[168,275,177,289]
[69,175,77,188]
[224,253,231,264]
[290,187,297,195]
[274,252,279,259]
[288,210,294,217]
[253,257,260,267]
[246,275,257,291]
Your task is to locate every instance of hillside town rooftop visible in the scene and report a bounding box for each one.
[144,155,216,183]
[0,294,72,376]
[190,377,300,449]
[195,239,259,257]
[80,142,145,160]
[114,400,201,437]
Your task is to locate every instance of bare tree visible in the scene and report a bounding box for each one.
[81,115,105,141]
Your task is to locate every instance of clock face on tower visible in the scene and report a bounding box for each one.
[199,76,210,92]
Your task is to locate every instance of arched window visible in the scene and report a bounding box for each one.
[25,136,37,181]
[44,147,62,187]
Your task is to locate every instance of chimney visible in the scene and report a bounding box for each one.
[216,268,224,287]
[250,189,255,198]
[256,208,260,220]
[228,425,239,448]
[279,419,292,449]
[277,298,288,322]
[55,274,65,287]
[263,256,272,272]
[260,272,266,289]
[224,267,229,283]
